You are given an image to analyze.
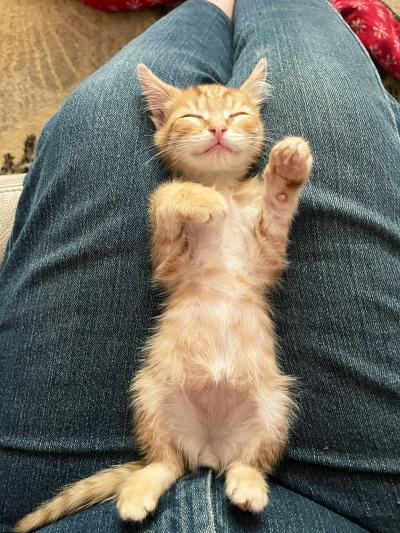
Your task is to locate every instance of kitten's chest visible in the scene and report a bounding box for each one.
[203,185,261,265]
[224,193,260,245]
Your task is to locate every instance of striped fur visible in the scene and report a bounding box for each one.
[14,462,143,532]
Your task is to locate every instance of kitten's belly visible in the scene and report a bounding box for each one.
[159,295,274,469]
[164,382,265,470]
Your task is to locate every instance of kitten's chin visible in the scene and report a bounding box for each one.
[203,144,232,154]
[189,151,243,169]
[173,152,255,186]
[194,150,257,171]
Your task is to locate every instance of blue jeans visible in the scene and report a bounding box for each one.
[1,1,399,531]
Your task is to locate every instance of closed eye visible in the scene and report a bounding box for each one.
[180,114,204,120]
[230,112,249,118]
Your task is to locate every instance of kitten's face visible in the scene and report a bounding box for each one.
[138,59,268,184]
[154,85,264,179]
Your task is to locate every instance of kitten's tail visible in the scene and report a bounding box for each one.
[14,460,143,533]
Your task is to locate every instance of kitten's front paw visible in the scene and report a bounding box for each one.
[268,136,313,184]
[180,183,227,225]
[151,181,227,230]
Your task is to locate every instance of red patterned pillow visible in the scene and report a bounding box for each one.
[331,0,400,81]
[81,0,176,12]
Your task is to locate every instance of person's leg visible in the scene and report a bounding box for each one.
[207,0,234,19]
[0,2,233,530]
[226,1,400,531]
[37,474,368,533]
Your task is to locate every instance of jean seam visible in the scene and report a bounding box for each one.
[206,469,216,533]
[324,0,400,146]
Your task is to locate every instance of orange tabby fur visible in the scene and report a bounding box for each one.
[15,58,313,532]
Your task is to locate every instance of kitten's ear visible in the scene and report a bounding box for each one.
[137,64,180,128]
[240,58,269,104]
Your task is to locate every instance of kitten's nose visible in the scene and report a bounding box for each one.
[209,125,227,141]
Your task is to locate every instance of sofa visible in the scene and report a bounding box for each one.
[0,174,24,262]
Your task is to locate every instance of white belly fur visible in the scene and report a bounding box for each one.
[163,382,268,471]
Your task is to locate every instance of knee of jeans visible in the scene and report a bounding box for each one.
[50,66,151,156]
[53,38,232,147]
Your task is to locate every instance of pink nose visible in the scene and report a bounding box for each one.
[209,125,227,141]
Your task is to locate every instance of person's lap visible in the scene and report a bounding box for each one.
[0,0,399,531]
[38,475,367,532]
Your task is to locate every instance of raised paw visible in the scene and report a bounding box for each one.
[117,477,159,522]
[225,466,268,513]
[268,136,313,185]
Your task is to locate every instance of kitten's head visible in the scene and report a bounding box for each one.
[138,59,268,185]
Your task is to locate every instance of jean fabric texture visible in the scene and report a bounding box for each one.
[1,0,399,531]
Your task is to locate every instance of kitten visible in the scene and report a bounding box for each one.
[15,58,313,532]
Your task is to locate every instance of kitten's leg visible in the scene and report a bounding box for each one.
[265,134,312,198]
[150,180,227,281]
[224,425,290,514]
[117,372,185,522]
[117,459,184,522]
[256,136,313,282]
[263,136,313,238]
[224,384,292,513]
[225,462,268,513]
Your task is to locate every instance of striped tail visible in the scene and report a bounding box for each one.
[14,461,143,532]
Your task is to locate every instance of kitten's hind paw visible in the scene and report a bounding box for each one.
[116,462,181,522]
[117,480,158,522]
[225,464,268,513]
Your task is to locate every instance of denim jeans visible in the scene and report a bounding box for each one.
[1,0,399,531]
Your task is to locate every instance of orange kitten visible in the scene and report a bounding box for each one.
[15,59,313,532]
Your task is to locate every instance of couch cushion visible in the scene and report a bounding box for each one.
[0,174,24,263]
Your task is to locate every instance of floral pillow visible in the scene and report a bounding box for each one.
[81,0,176,12]
[331,0,400,81]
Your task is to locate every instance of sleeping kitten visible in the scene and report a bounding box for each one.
[15,58,313,532]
